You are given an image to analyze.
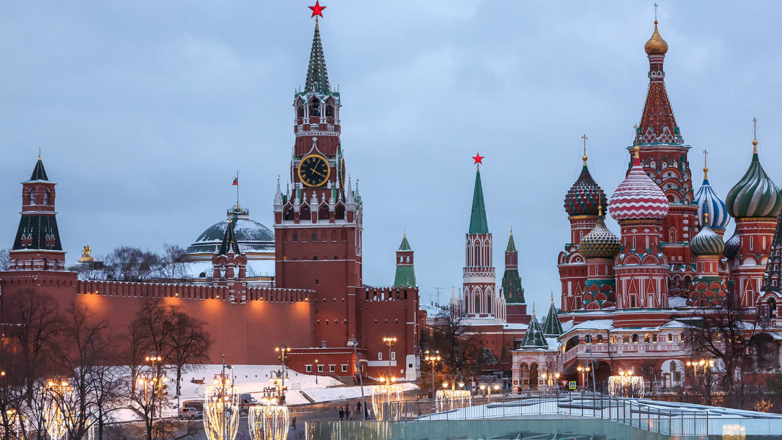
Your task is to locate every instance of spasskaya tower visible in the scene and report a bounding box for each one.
[273,4,364,348]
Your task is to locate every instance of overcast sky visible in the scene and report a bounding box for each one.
[1,1,781,310]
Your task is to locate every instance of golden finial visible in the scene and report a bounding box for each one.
[704,212,709,224]
[38,147,41,160]
[645,5,668,56]
[598,204,603,217]
[581,134,588,166]
[633,124,639,147]
[550,290,554,305]
[753,117,759,154]
[634,145,640,159]
[510,227,513,236]
[703,149,709,179]
[532,302,535,316]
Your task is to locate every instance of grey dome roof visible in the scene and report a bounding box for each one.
[185,208,274,256]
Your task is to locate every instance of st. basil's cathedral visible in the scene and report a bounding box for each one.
[3,5,782,394]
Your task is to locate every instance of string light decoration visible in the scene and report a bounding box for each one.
[43,380,72,440]
[435,389,472,412]
[249,391,289,440]
[203,376,239,440]
[371,377,403,421]
[1,409,28,438]
[608,370,645,398]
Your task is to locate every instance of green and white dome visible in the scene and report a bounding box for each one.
[726,141,781,219]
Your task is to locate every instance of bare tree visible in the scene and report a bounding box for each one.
[157,244,188,280]
[683,293,764,396]
[167,307,212,400]
[103,247,160,281]
[0,249,9,272]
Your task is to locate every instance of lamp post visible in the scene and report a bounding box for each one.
[686,358,714,388]
[382,334,397,381]
[314,359,319,385]
[350,338,366,421]
[275,344,291,404]
[423,350,441,412]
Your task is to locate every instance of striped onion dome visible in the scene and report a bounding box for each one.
[723,231,740,260]
[609,148,669,221]
[579,213,621,259]
[726,142,781,219]
[690,215,725,256]
[694,173,729,230]
[564,159,607,217]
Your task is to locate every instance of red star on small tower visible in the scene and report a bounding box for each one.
[309,1,326,18]
[472,153,484,165]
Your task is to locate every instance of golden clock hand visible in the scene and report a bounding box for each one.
[311,169,326,178]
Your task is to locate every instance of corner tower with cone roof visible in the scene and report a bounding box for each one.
[9,154,65,271]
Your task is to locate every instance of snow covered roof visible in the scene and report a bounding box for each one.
[669,296,689,308]
[185,207,274,256]
[420,304,449,319]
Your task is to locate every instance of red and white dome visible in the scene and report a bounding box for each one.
[609,151,669,221]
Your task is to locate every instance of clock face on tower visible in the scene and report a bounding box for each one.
[298,154,331,188]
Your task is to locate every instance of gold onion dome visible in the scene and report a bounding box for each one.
[579,208,621,259]
[644,20,668,56]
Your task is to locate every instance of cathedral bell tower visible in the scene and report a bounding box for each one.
[273,7,363,348]
[9,154,65,271]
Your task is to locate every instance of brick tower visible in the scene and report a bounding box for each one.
[462,158,499,318]
[9,154,65,271]
[393,234,416,287]
[273,15,363,347]
[502,230,529,323]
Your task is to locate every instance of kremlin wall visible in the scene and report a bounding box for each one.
[4,11,782,393]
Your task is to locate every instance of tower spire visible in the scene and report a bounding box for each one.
[581,134,588,166]
[305,3,330,95]
[469,159,489,234]
[753,117,758,154]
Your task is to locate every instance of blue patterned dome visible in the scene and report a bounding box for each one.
[695,173,729,230]
[723,231,740,260]
[726,142,781,219]
[690,220,725,257]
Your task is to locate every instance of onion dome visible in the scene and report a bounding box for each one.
[690,213,725,256]
[609,146,669,221]
[579,208,621,259]
[564,156,607,216]
[694,167,729,230]
[644,20,668,55]
[726,139,781,219]
[723,231,740,260]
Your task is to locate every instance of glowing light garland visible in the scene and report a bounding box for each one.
[249,403,289,440]
[608,374,645,398]
[435,389,472,412]
[203,383,239,440]
[371,383,403,421]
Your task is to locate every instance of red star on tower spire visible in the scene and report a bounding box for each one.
[472,153,484,165]
[309,1,326,18]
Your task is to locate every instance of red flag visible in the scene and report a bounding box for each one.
[232,176,238,186]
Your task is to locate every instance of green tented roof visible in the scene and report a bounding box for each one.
[542,302,563,336]
[304,22,330,95]
[469,169,489,234]
[506,232,517,252]
[501,269,525,304]
[398,235,412,251]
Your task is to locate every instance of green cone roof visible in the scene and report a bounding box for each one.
[398,235,412,251]
[304,22,330,95]
[218,211,241,255]
[469,169,489,234]
[506,233,517,252]
[520,311,548,348]
[29,157,49,181]
[542,301,563,336]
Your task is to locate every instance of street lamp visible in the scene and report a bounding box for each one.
[274,345,291,404]
[424,350,441,413]
[382,334,397,380]
[314,359,319,385]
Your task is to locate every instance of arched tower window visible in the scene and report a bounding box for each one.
[29,188,36,205]
[292,233,298,242]
[309,99,320,117]
[43,190,50,206]
[669,227,677,244]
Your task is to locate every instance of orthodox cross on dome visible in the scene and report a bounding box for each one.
[703,149,709,179]
[753,117,759,153]
[581,134,588,165]
[309,1,326,20]
[632,124,639,146]
[654,3,658,21]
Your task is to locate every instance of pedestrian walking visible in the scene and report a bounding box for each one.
[339,407,344,421]
[345,406,351,420]
[292,416,297,429]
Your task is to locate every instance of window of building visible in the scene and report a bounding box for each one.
[667,333,673,342]
[317,364,324,373]
[652,334,658,343]
[329,365,335,373]
[391,352,396,361]
[341,364,348,373]
[632,334,639,343]
[644,334,650,343]
[312,233,318,242]
[596,335,603,344]
[292,233,298,242]
[378,352,382,361]
[305,365,312,373]
[622,334,630,344]
[630,296,636,308]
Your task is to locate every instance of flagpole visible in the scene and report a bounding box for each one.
[236,170,239,209]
